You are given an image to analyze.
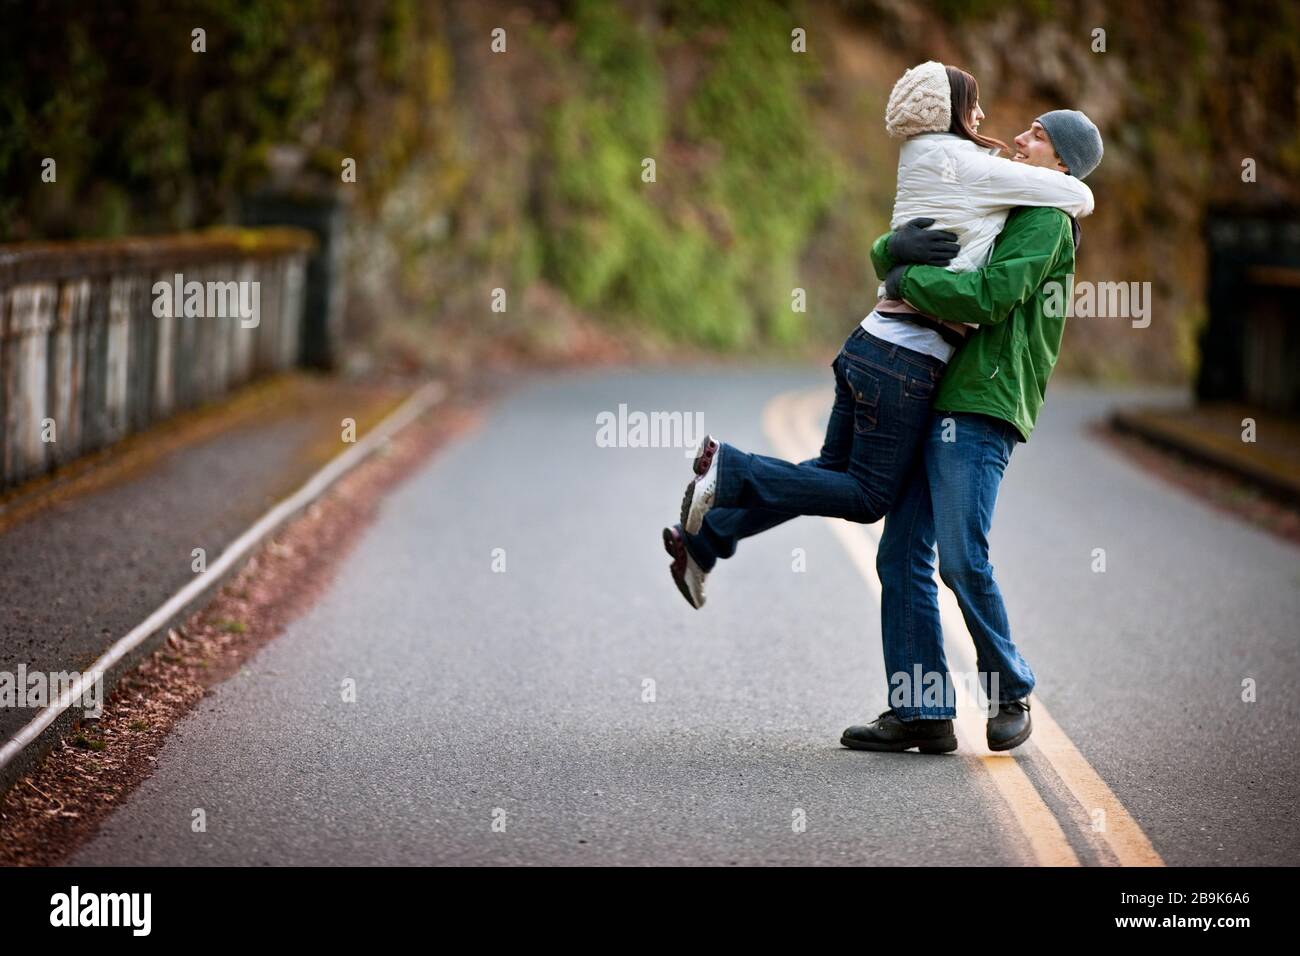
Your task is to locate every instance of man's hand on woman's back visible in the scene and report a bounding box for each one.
[887,217,960,266]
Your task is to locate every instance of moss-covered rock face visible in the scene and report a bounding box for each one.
[530,0,838,349]
[4,1,1297,380]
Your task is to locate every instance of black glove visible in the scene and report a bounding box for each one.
[884,264,908,301]
[887,217,960,266]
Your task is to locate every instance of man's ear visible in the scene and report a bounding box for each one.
[1054,153,1070,174]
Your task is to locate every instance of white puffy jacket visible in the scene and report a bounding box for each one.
[878,132,1094,298]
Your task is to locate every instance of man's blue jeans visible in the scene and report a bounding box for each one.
[685,326,944,568]
[875,410,1036,719]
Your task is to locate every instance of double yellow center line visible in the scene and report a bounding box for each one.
[763,387,1163,867]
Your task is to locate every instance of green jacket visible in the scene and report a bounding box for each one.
[871,206,1076,442]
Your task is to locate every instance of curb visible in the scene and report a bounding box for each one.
[1110,408,1300,505]
[0,380,446,794]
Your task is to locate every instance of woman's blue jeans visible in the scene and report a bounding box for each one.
[685,326,945,568]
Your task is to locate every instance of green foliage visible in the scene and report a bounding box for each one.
[682,1,837,343]
[617,215,751,346]
[6,0,1293,373]
[0,0,433,240]
[536,0,837,347]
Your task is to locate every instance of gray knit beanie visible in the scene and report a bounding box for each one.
[885,61,951,138]
[1036,109,1103,180]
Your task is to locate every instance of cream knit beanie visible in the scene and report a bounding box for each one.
[885,61,951,138]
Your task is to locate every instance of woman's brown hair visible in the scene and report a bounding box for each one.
[946,66,1008,154]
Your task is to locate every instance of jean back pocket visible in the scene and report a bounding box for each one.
[841,360,881,434]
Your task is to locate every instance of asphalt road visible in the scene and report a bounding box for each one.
[70,368,1300,866]
[0,377,402,750]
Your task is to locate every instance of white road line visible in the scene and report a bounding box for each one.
[0,380,446,774]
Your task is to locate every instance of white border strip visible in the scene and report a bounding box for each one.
[0,380,446,773]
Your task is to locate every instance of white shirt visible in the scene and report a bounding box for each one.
[861,132,1095,362]
[861,309,955,363]
[888,132,1092,281]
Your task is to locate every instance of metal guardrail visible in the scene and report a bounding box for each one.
[0,227,316,490]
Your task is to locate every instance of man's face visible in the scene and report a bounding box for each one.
[1012,120,1069,173]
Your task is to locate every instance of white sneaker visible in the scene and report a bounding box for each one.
[663,524,707,609]
[681,434,720,535]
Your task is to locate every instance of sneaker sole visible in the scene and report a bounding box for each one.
[663,526,703,609]
[680,479,698,533]
[693,436,719,476]
[681,472,716,535]
[840,734,958,754]
[682,437,719,534]
[662,526,678,558]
